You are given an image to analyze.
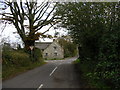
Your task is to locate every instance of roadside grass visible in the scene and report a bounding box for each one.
[73,59,110,88]
[2,61,46,81]
[45,58,64,60]
[2,48,45,81]
[73,59,80,64]
[45,56,73,60]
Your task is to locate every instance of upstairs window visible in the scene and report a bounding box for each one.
[45,53,48,56]
[53,46,57,50]
[54,53,57,56]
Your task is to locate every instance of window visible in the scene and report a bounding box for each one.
[53,46,57,50]
[54,53,57,56]
[45,53,48,56]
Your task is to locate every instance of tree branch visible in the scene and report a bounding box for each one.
[42,23,54,34]
[34,3,56,32]
[33,2,50,23]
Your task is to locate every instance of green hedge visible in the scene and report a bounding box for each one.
[33,48,43,62]
[2,48,44,80]
[2,47,43,66]
[2,50,31,67]
[58,38,77,58]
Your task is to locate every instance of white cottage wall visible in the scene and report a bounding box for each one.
[43,41,64,59]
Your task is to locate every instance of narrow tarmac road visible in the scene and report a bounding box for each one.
[2,57,82,89]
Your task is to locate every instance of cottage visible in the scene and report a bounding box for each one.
[35,40,64,59]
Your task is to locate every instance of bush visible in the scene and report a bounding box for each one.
[2,50,31,67]
[55,2,120,88]
[2,48,44,80]
[32,48,43,62]
[58,38,77,58]
[95,61,120,88]
[25,47,43,62]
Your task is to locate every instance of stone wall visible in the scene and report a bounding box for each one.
[43,41,64,59]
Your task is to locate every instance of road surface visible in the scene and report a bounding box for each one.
[2,57,83,89]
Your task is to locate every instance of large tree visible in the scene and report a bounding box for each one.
[55,2,120,88]
[55,2,107,60]
[0,0,58,50]
[55,2,120,60]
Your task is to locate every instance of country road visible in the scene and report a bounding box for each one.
[2,57,82,89]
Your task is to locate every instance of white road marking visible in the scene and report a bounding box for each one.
[37,84,43,90]
[49,67,58,76]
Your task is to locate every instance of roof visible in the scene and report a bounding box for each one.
[35,42,52,50]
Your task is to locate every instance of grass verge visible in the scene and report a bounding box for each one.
[44,56,73,60]
[45,58,64,60]
[2,61,46,81]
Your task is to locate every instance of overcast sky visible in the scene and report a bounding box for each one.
[0,23,67,43]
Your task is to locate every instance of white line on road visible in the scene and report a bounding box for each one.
[37,84,43,90]
[49,67,58,76]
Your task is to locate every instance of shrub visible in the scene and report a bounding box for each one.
[2,50,31,67]
[95,61,120,88]
[58,38,77,58]
[32,48,43,62]
[24,47,43,62]
[2,48,44,80]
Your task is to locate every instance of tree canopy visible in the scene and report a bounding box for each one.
[55,2,120,88]
[55,2,120,59]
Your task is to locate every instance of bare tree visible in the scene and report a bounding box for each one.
[0,0,58,50]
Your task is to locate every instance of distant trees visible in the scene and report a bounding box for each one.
[57,36,77,58]
[0,1,58,50]
[55,2,120,88]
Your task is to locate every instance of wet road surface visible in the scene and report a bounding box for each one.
[2,57,81,89]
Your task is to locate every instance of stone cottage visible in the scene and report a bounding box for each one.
[35,40,64,59]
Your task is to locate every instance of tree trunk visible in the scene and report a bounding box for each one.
[24,39,35,51]
[78,46,81,59]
